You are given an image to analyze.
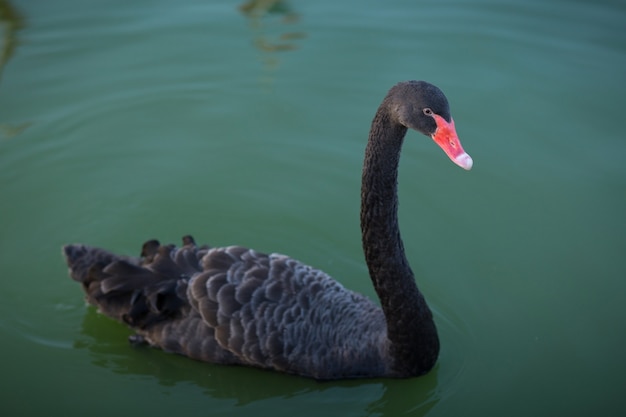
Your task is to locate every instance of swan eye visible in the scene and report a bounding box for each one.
[423,108,433,116]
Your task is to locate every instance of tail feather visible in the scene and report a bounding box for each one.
[62,237,206,329]
[63,244,128,285]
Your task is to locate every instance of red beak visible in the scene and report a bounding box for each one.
[431,114,473,170]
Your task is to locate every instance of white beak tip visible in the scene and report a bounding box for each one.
[454,153,473,170]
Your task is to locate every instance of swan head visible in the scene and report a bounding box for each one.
[389,80,473,170]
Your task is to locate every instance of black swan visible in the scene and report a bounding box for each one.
[63,80,472,380]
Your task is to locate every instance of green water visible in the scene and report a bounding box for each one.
[1,0,625,416]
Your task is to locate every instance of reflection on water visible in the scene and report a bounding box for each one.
[0,0,23,79]
[76,306,439,415]
[239,0,306,83]
[0,121,30,138]
[0,0,31,139]
[239,0,305,52]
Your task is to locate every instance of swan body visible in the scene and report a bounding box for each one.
[63,81,472,380]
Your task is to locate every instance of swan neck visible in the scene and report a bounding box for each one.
[361,110,410,281]
[360,106,439,375]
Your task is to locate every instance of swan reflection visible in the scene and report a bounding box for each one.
[76,307,440,415]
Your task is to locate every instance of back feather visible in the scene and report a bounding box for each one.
[63,235,390,379]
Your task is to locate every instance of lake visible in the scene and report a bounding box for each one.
[1,0,625,416]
